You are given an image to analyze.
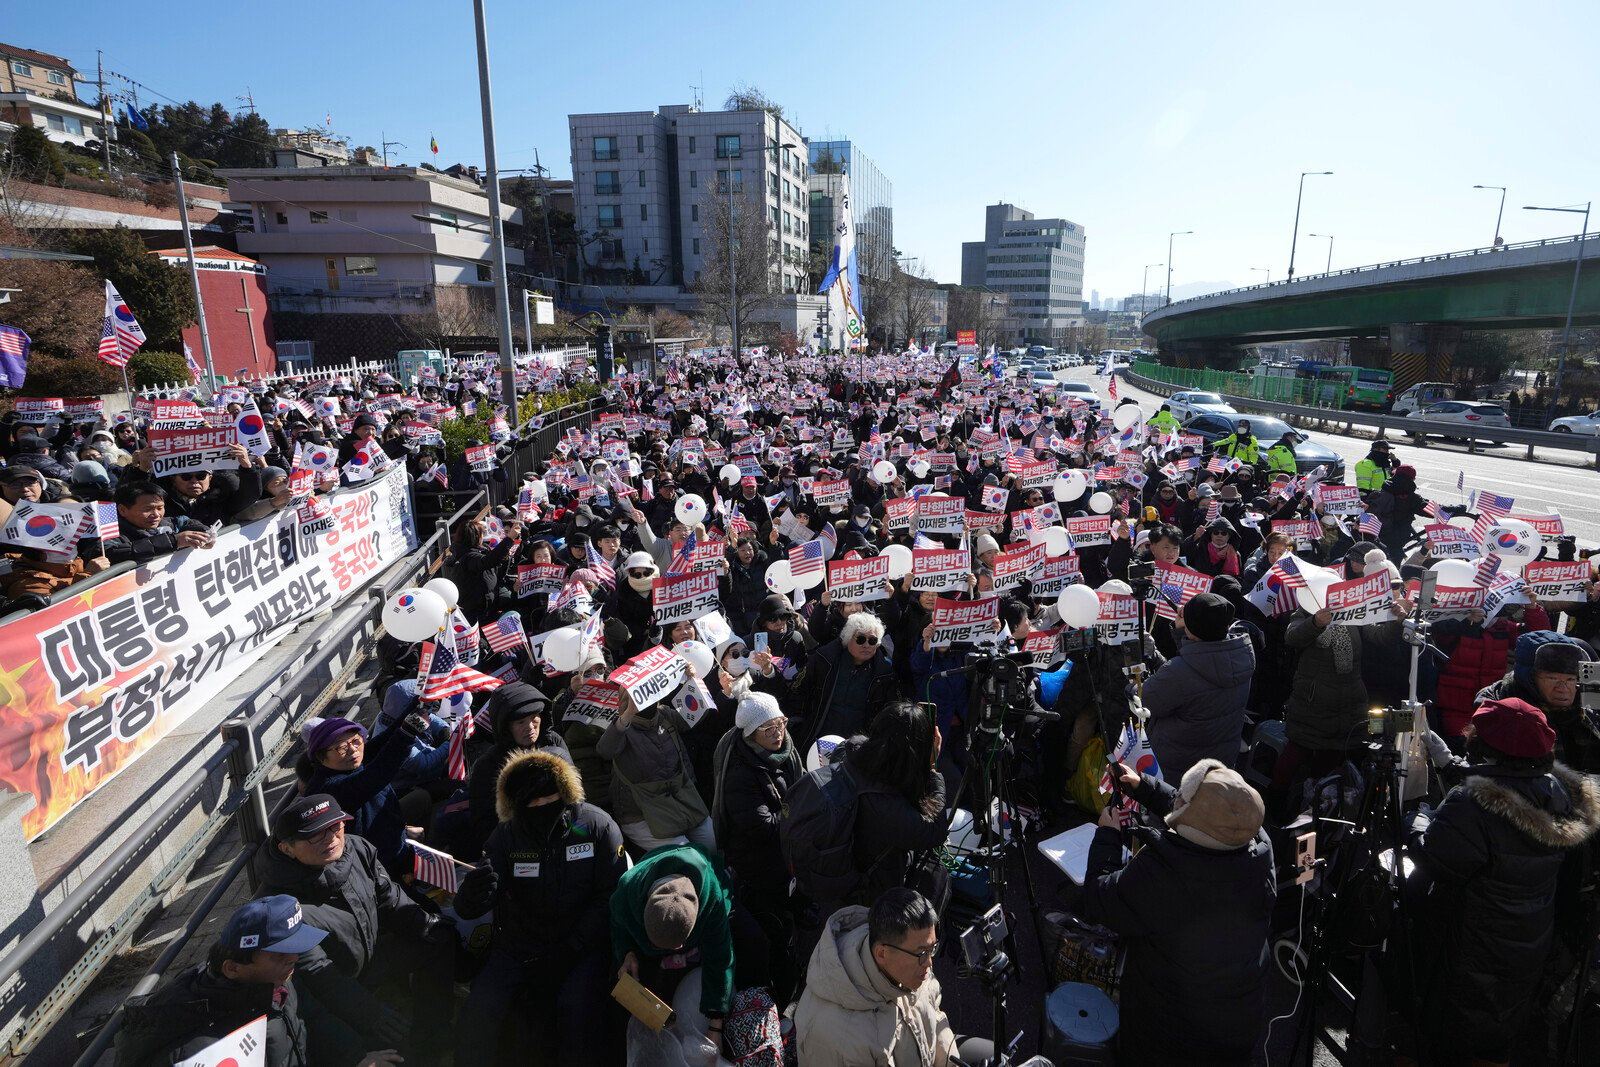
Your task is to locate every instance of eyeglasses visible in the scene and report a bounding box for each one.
[881,939,939,965]
[175,472,209,481]
[329,735,364,756]
[726,648,747,658]
[853,634,880,647]
[757,718,788,735]
[627,569,654,578]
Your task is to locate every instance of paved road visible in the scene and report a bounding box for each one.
[1043,366,1600,547]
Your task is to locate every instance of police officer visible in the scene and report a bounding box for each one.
[1265,432,1298,479]
[1215,419,1259,466]
[1355,439,1394,494]
[453,749,628,1067]
[1146,403,1181,435]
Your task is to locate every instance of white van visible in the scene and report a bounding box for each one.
[1390,382,1459,416]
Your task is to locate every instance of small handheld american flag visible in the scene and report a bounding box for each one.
[1271,556,1309,589]
[789,538,826,580]
[445,711,474,780]
[1358,512,1382,537]
[420,638,505,701]
[412,841,464,892]
[1473,554,1502,588]
[586,539,616,592]
[484,611,528,655]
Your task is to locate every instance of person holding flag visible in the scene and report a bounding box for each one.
[463,682,572,856]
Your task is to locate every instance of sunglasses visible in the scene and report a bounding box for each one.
[627,569,654,578]
[176,472,209,481]
[853,634,879,647]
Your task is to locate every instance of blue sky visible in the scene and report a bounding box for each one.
[10,0,1597,301]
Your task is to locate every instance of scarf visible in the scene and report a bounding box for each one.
[1316,621,1355,673]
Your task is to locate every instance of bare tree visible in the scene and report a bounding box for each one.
[887,260,938,349]
[723,84,785,119]
[693,179,780,347]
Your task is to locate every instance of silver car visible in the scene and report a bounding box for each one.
[1549,410,1600,435]
[1409,401,1511,442]
[1166,391,1236,421]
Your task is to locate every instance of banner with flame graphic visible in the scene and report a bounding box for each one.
[0,466,417,840]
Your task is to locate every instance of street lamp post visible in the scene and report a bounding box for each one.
[1308,233,1334,274]
[1142,263,1163,318]
[725,139,795,359]
[1523,201,1591,422]
[1249,267,1271,286]
[1166,234,1191,306]
[1474,185,1507,247]
[1287,170,1333,280]
[471,0,519,412]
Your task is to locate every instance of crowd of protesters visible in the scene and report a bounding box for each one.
[11,344,1594,1066]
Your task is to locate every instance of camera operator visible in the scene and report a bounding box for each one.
[1082,759,1277,1066]
[1406,697,1600,1065]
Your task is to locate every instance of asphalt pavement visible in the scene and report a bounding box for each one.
[1047,365,1600,547]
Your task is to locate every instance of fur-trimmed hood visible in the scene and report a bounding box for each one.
[495,748,584,823]
[1462,762,1600,850]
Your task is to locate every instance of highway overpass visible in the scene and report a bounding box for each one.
[1141,233,1599,387]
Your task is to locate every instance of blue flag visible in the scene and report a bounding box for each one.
[125,104,149,131]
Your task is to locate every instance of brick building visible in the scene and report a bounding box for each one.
[149,247,275,378]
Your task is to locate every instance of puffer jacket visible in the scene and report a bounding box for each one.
[1283,612,1400,752]
[711,727,801,896]
[1081,773,1277,1065]
[1475,631,1600,773]
[1143,629,1256,781]
[794,905,957,1067]
[116,963,314,1067]
[1433,618,1522,733]
[459,749,626,962]
[1409,763,1600,1059]
[303,721,418,877]
[594,704,696,825]
[465,682,573,856]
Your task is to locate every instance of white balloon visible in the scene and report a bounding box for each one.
[1054,470,1088,500]
[1088,491,1113,514]
[1057,583,1101,628]
[791,561,825,590]
[908,460,930,479]
[872,460,897,484]
[1112,404,1143,432]
[880,543,913,580]
[673,639,715,679]
[764,558,794,593]
[1484,519,1539,566]
[674,493,706,525]
[1100,579,1133,595]
[806,734,847,772]
[1041,526,1071,557]
[1294,567,1339,614]
[422,577,459,609]
[1430,559,1477,587]
[719,463,742,486]
[541,626,585,673]
[382,587,448,642]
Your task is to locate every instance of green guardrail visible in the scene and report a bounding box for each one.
[1132,361,1353,409]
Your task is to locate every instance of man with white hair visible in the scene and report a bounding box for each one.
[789,611,898,753]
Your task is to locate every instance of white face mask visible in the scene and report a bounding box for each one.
[628,575,655,594]
[725,656,750,676]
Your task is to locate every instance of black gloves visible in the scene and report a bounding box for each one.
[453,863,498,919]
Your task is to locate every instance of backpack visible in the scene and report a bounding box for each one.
[779,761,884,902]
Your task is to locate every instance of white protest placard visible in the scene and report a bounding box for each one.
[910,547,971,593]
[1034,554,1082,597]
[915,494,964,535]
[1324,570,1394,626]
[1024,626,1062,667]
[1481,573,1529,623]
[1314,484,1362,516]
[965,509,1007,534]
[1522,560,1590,602]
[610,646,688,711]
[884,497,916,532]
[15,398,64,424]
[147,427,240,478]
[1513,513,1566,545]
[516,563,567,598]
[651,569,721,624]
[174,1014,266,1067]
[827,554,892,602]
[1017,459,1058,491]
[811,478,851,509]
[1095,592,1141,645]
[1064,515,1112,548]
[1424,524,1479,559]
[466,444,496,473]
[1411,581,1483,621]
[931,596,1000,648]
[992,541,1046,591]
[1272,519,1321,552]
[563,680,622,726]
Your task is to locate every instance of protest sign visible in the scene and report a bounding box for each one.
[148,427,239,478]
[1017,460,1057,491]
[1324,571,1395,626]
[1272,519,1321,551]
[610,646,688,711]
[827,554,892,602]
[1314,485,1362,516]
[884,496,916,532]
[466,444,496,472]
[516,563,567,598]
[1152,564,1213,621]
[562,680,622,726]
[1409,581,1483,621]
[1094,592,1141,645]
[811,478,851,508]
[964,509,1007,533]
[1424,524,1479,559]
[930,596,999,648]
[914,495,964,535]
[1024,626,1061,668]
[1512,513,1565,545]
[1034,554,1083,597]
[1064,515,1112,548]
[1522,559,1589,602]
[910,547,970,593]
[651,569,721,624]
[992,541,1046,590]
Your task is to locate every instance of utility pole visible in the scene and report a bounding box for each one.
[534,147,556,281]
[471,0,520,414]
[96,51,112,176]
[380,133,405,168]
[171,152,218,395]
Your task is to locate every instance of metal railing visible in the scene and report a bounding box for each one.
[1149,231,1596,312]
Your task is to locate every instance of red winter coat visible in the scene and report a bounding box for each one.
[1433,610,1550,734]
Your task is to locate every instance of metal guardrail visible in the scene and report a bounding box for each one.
[3,398,599,1063]
[1123,369,1600,467]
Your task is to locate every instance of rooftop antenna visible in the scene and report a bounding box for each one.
[237,87,257,115]
[380,133,406,168]
[690,76,703,112]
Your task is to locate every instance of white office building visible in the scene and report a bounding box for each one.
[961,203,1087,344]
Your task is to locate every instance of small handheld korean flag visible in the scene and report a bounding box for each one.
[235,397,272,456]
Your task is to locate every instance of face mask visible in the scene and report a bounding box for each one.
[854,517,870,529]
[628,575,655,594]
[726,656,750,676]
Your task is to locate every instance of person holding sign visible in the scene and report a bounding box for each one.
[597,684,715,852]
[452,748,627,1067]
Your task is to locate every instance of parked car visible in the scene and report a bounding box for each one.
[1182,413,1346,482]
[1029,367,1058,384]
[1390,381,1460,416]
[1055,379,1102,412]
[1166,391,1237,421]
[1407,401,1511,443]
[1549,410,1600,435]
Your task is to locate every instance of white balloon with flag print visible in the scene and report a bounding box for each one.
[1483,519,1539,568]
[1112,404,1143,432]
[382,587,448,642]
[764,559,795,593]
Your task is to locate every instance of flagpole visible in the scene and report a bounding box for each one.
[170,153,218,397]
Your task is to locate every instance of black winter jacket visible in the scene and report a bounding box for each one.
[787,639,899,754]
[712,729,801,896]
[116,963,318,1067]
[1081,773,1277,1065]
[1407,763,1600,1059]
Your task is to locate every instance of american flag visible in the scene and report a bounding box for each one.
[1271,556,1309,589]
[93,501,120,540]
[668,527,697,575]
[1094,466,1119,482]
[422,463,449,488]
[586,539,616,592]
[420,638,505,701]
[484,611,529,654]
[1470,490,1514,544]
[1456,470,1465,493]
[728,505,752,538]
[0,325,30,388]
[790,538,827,580]
[1205,500,1221,524]
[1473,554,1502,588]
[817,519,838,558]
[412,841,461,893]
[97,281,146,368]
[445,711,474,780]
[1359,512,1382,537]
[1107,375,1119,401]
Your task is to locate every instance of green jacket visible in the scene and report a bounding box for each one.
[1147,411,1180,433]
[609,844,735,1017]
[1216,433,1258,464]
[1265,443,1297,475]
[1354,457,1388,493]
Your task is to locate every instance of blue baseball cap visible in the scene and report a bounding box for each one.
[222,895,327,954]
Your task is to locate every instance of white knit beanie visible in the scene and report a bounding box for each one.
[735,692,783,736]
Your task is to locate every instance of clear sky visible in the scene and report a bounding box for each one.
[8,0,1597,301]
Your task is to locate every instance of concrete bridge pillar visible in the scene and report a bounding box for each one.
[1164,339,1248,371]
[1382,323,1462,389]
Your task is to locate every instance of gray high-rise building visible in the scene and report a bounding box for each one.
[960,202,1086,343]
[807,140,892,280]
